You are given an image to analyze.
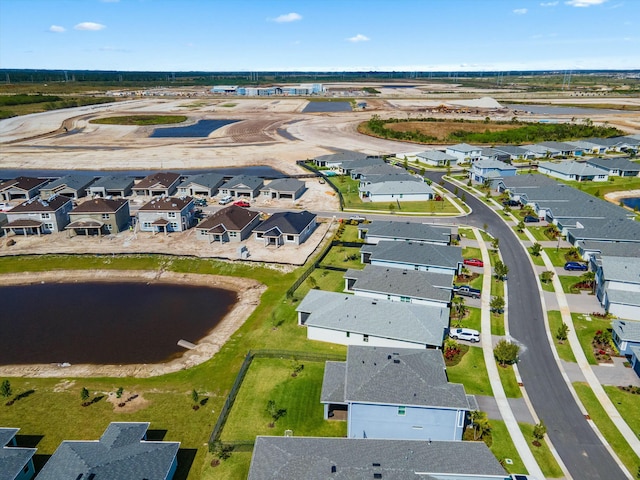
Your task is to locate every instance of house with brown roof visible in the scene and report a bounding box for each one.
[195,205,261,243]
[137,196,195,234]
[2,195,73,235]
[0,176,49,202]
[66,198,131,236]
[132,172,181,197]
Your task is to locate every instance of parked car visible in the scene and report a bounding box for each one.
[453,285,481,299]
[233,200,250,207]
[449,328,480,343]
[194,198,207,207]
[564,261,588,271]
[348,215,366,223]
[218,195,233,205]
[463,258,484,267]
[502,199,520,207]
[523,215,540,223]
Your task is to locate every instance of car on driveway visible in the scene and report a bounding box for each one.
[348,215,366,223]
[523,215,540,223]
[218,195,233,205]
[502,199,520,207]
[233,200,251,207]
[564,261,588,271]
[463,258,484,267]
[453,285,481,299]
[449,328,480,343]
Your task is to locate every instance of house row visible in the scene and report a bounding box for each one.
[211,83,325,96]
[0,172,306,204]
[0,423,179,480]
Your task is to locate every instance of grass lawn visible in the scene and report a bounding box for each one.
[573,382,640,476]
[90,115,188,125]
[530,254,545,267]
[318,245,362,269]
[220,358,346,441]
[547,311,576,362]
[492,312,506,337]
[488,420,527,475]
[561,175,640,199]
[452,306,482,331]
[604,385,640,436]
[292,269,345,298]
[558,275,589,294]
[572,313,612,365]
[543,248,573,267]
[335,224,363,243]
[497,363,522,398]
[446,346,493,397]
[462,246,482,260]
[514,229,529,241]
[518,423,564,478]
[540,275,555,292]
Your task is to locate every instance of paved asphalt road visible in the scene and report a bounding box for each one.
[424,172,627,480]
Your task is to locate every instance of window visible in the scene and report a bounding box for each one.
[457,410,464,428]
[286,234,294,241]
[229,231,237,237]
[41,213,51,219]
[101,213,110,220]
[171,222,178,229]
[44,223,54,230]
[363,334,369,343]
[143,222,152,228]
[346,332,350,337]
[168,212,177,218]
[400,296,410,303]
[397,406,406,416]
[105,224,112,231]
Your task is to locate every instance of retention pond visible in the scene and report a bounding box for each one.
[0,282,236,365]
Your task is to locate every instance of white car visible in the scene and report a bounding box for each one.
[218,195,233,205]
[449,328,480,343]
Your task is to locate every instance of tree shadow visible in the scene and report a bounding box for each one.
[90,395,104,405]
[199,397,209,407]
[146,429,167,441]
[173,448,197,480]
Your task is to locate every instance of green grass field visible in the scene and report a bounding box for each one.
[572,313,612,365]
[547,311,577,362]
[446,346,493,396]
[90,115,188,125]
[604,385,640,436]
[497,364,522,398]
[488,420,527,474]
[518,423,564,478]
[318,245,362,269]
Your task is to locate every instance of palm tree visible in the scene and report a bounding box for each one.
[581,271,596,293]
[469,410,491,440]
[451,296,467,320]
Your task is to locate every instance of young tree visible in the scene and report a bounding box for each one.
[491,237,500,251]
[266,400,287,427]
[1,379,12,398]
[581,271,596,292]
[540,270,555,284]
[533,421,547,442]
[116,387,124,399]
[490,296,505,314]
[191,389,200,405]
[530,243,542,256]
[503,205,511,216]
[556,323,569,341]
[494,260,509,280]
[211,440,233,461]
[80,387,90,404]
[494,340,520,366]
[516,220,525,233]
[469,410,491,441]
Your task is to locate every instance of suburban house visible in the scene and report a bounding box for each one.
[253,210,317,246]
[579,240,640,264]
[219,175,264,199]
[66,198,131,236]
[338,156,386,176]
[132,172,181,197]
[479,147,511,164]
[195,205,261,243]
[538,141,582,157]
[259,178,305,201]
[470,159,517,185]
[631,346,640,378]
[313,151,371,170]
[361,241,463,275]
[492,145,535,161]
[351,163,406,181]
[522,143,561,158]
[39,175,95,200]
[496,173,557,201]
[320,346,476,440]
[445,143,482,163]
[612,319,640,357]
[585,136,633,153]
[137,196,195,234]
[359,179,434,202]
[35,422,180,480]
[538,161,609,182]
[567,140,608,155]
[0,428,36,480]
[247,437,509,480]
[415,150,457,167]
[586,157,640,177]
[0,176,49,202]
[564,216,640,246]
[3,195,73,235]
[358,220,452,246]
[296,290,450,349]
[86,176,135,198]
[595,256,640,320]
[176,173,225,197]
[344,265,454,307]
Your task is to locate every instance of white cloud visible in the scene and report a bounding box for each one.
[565,0,608,7]
[49,25,65,33]
[74,22,106,31]
[540,1,559,6]
[272,12,302,23]
[513,8,528,14]
[347,34,370,43]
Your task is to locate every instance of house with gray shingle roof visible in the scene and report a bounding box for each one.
[35,422,179,480]
[39,175,95,200]
[219,175,264,200]
[361,241,463,275]
[564,216,640,246]
[416,150,458,167]
[612,319,640,357]
[297,290,449,349]
[177,172,225,197]
[538,161,609,182]
[585,157,640,177]
[596,256,640,320]
[351,163,404,181]
[585,137,633,153]
[320,346,475,440]
[470,159,517,185]
[538,141,582,156]
[445,143,482,163]
[247,436,508,480]
[578,240,640,265]
[522,143,561,158]
[344,265,453,307]
[259,178,305,201]
[492,145,535,161]
[0,428,36,480]
[86,175,135,198]
[566,140,608,155]
[358,220,452,245]
[359,179,434,202]
[195,205,261,243]
[253,210,316,246]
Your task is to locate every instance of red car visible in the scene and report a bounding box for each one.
[463,258,484,267]
[233,200,250,207]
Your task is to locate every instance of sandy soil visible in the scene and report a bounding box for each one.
[0,270,267,378]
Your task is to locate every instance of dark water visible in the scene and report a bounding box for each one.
[0,282,236,365]
[150,119,239,137]
[622,197,640,210]
[506,104,632,115]
[302,101,352,113]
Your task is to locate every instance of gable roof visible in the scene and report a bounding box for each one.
[0,176,49,192]
[585,157,640,173]
[296,290,449,347]
[601,256,640,284]
[344,346,471,409]
[314,151,371,165]
[345,266,453,303]
[577,240,640,259]
[88,175,135,190]
[71,198,128,214]
[473,159,517,171]
[492,145,532,156]
[362,241,462,270]
[138,196,192,212]
[260,178,304,192]
[41,175,95,192]
[196,205,260,231]
[9,195,72,213]
[177,172,225,189]
[254,210,316,235]
[0,428,36,480]
[415,150,457,162]
[248,437,507,480]
[133,172,181,189]
[538,161,606,177]
[498,173,557,190]
[612,319,640,343]
[362,180,433,196]
[360,221,451,244]
[538,141,578,151]
[35,422,179,480]
[320,361,347,404]
[566,217,640,243]
[448,143,480,153]
[221,174,263,190]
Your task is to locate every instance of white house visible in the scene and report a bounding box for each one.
[538,161,609,182]
[415,150,457,167]
[445,143,482,164]
[359,180,434,202]
[596,256,640,320]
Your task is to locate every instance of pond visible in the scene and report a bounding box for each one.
[621,197,640,210]
[150,119,239,137]
[505,104,633,116]
[0,282,236,365]
[302,101,352,113]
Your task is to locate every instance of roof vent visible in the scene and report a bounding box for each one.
[393,359,400,364]
[331,465,337,473]
[372,463,380,467]
[374,474,382,479]
[387,355,391,360]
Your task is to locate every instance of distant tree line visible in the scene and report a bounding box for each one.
[0,94,62,106]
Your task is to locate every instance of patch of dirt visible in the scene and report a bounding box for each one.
[106,390,150,413]
[53,379,76,392]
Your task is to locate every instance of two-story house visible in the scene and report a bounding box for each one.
[137,196,195,233]
[3,196,73,235]
[66,198,131,236]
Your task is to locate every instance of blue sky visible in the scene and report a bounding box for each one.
[1,0,638,71]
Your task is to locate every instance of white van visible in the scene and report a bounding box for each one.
[218,195,233,205]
